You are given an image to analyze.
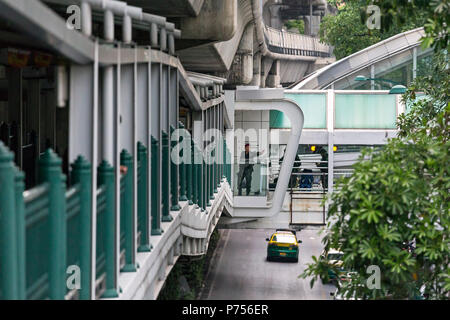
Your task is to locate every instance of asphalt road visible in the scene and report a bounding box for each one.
[200,228,336,300]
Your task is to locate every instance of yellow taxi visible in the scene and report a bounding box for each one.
[266,229,302,262]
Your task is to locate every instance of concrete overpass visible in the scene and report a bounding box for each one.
[161,0,335,87]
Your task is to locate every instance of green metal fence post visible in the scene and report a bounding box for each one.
[39,148,66,300]
[229,147,232,185]
[151,136,163,235]
[205,148,209,206]
[192,143,198,208]
[196,145,202,210]
[161,131,173,222]
[186,139,193,205]
[212,146,217,197]
[194,144,200,209]
[120,149,137,272]
[170,126,180,211]
[178,122,188,202]
[220,137,224,182]
[203,156,208,211]
[137,142,151,252]
[71,156,92,300]
[214,143,220,193]
[14,167,26,300]
[97,160,118,298]
[0,142,19,299]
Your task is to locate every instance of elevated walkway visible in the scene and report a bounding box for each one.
[292,28,431,90]
[0,0,233,301]
[177,0,333,86]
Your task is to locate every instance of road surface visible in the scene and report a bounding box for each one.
[201,228,335,300]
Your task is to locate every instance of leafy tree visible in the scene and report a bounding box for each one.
[301,1,449,299]
[320,1,426,59]
[284,19,305,34]
[300,52,449,299]
[358,0,450,51]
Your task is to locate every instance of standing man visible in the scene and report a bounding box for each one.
[237,143,264,196]
[317,147,328,190]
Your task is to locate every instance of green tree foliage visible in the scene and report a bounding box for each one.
[285,19,305,34]
[158,229,221,300]
[358,0,450,52]
[300,52,449,299]
[301,1,449,299]
[320,1,426,59]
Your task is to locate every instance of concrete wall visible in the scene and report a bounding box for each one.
[180,0,237,41]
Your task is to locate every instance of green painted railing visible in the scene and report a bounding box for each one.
[151,136,162,235]
[24,184,51,300]
[0,143,116,300]
[137,142,151,253]
[95,185,107,279]
[178,123,188,202]
[223,141,231,185]
[170,126,180,211]
[161,131,172,222]
[97,160,118,298]
[120,149,136,272]
[70,156,92,300]
[0,131,234,300]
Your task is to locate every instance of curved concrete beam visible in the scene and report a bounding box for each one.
[232,98,304,218]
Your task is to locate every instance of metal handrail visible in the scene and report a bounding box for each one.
[23,183,50,203]
[264,26,331,57]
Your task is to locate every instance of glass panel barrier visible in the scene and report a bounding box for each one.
[275,93,327,129]
[233,162,268,197]
[335,94,397,129]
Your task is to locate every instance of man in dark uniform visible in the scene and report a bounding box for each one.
[237,143,263,196]
[317,147,328,190]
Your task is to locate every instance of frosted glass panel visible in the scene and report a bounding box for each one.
[281,93,327,129]
[335,94,397,129]
[270,110,291,128]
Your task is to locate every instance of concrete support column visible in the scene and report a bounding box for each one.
[268,4,283,29]
[327,89,334,195]
[158,260,166,281]
[102,10,115,165]
[168,247,175,266]
[250,52,262,86]
[238,23,254,84]
[151,23,158,47]
[160,28,167,52]
[192,238,197,255]
[266,60,281,88]
[81,1,92,37]
[168,33,175,55]
[123,15,132,44]
[370,65,375,90]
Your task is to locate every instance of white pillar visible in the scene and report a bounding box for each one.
[327,89,334,195]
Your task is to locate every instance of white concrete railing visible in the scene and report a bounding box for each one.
[264,26,331,58]
[117,179,233,300]
[180,179,233,256]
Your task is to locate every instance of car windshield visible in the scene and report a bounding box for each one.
[272,234,296,244]
[328,253,343,261]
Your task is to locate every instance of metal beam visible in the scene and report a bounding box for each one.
[0,0,95,64]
